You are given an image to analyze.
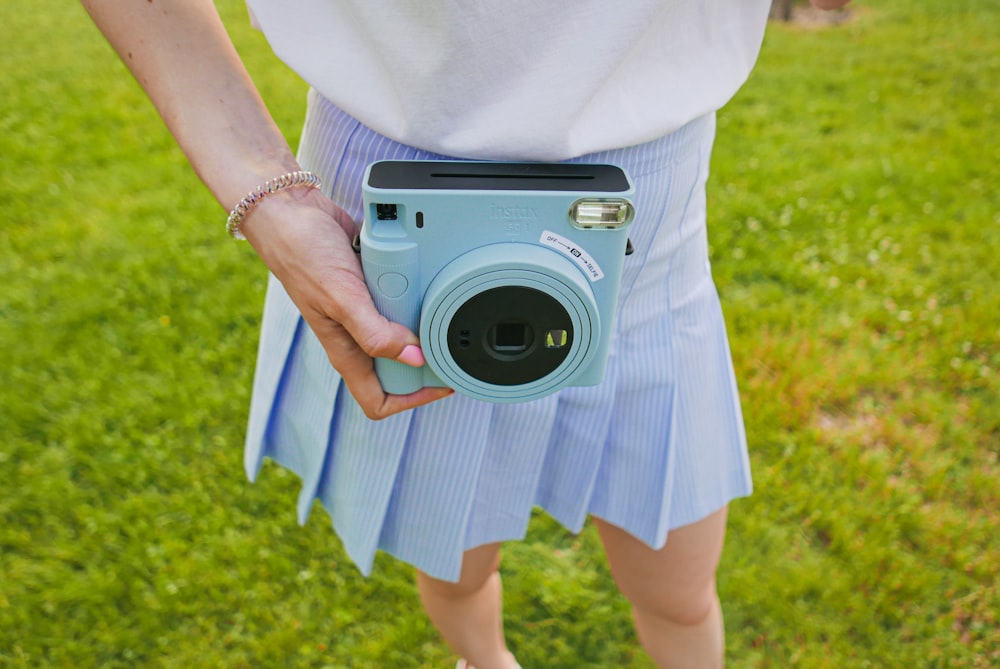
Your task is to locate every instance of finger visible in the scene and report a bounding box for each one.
[308,317,452,419]
[383,386,457,414]
[328,334,454,419]
[321,277,422,362]
[356,382,456,421]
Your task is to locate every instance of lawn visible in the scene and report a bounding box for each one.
[1,0,997,667]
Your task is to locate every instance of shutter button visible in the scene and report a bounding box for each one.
[377,272,409,298]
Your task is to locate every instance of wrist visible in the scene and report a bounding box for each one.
[225,170,322,240]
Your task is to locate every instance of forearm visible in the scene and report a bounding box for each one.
[81,0,298,210]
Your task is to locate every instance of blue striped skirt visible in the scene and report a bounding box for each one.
[243,90,752,582]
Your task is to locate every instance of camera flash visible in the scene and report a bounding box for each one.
[570,199,635,229]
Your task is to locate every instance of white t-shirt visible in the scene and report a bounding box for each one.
[247,0,770,161]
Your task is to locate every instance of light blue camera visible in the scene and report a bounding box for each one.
[360,161,635,403]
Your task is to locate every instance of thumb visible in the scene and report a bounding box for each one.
[325,285,424,365]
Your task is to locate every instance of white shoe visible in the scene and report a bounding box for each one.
[455,660,522,669]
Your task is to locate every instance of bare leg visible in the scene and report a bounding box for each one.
[594,507,729,669]
[416,543,519,669]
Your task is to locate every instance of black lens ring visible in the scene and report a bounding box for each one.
[447,285,573,386]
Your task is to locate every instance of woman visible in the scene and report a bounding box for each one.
[81,1,850,667]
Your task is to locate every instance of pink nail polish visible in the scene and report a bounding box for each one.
[396,344,426,367]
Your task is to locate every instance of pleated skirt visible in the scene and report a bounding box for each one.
[243,90,752,582]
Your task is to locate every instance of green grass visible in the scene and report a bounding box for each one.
[1,1,997,667]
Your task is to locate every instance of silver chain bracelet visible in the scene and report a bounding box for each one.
[226,170,321,240]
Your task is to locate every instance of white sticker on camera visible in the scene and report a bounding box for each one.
[540,230,604,282]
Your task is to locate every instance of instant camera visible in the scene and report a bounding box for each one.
[360,160,635,403]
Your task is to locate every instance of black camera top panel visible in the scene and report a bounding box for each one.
[367,161,630,192]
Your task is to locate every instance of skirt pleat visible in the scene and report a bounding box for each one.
[243,90,752,582]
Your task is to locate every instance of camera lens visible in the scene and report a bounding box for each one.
[446,286,573,386]
[489,322,532,354]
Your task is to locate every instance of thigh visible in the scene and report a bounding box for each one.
[594,507,728,625]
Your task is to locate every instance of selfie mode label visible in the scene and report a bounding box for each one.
[540,230,605,282]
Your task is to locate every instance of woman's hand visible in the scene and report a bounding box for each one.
[80,0,452,419]
[242,187,454,419]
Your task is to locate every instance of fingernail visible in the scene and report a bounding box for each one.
[396,344,425,367]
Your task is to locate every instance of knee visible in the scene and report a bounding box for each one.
[595,509,729,630]
[624,578,719,629]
